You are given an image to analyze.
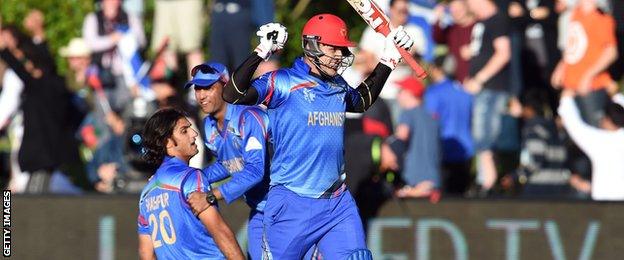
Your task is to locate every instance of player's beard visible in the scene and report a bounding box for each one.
[190,142,199,156]
[316,53,354,77]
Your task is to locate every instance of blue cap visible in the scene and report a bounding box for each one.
[184,62,229,89]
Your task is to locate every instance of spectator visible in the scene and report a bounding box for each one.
[0,24,27,193]
[151,78,187,110]
[82,0,146,112]
[465,0,512,193]
[608,0,624,83]
[123,0,144,22]
[22,9,56,75]
[151,0,205,76]
[393,77,441,198]
[60,37,130,193]
[0,36,23,132]
[510,0,560,114]
[558,89,624,200]
[551,0,618,127]
[210,0,275,70]
[424,56,474,196]
[512,90,571,197]
[512,0,559,78]
[0,58,10,190]
[0,26,84,194]
[432,0,476,82]
[345,98,397,231]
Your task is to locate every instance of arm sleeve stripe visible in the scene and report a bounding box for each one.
[239,109,268,139]
[289,81,317,92]
[262,71,278,105]
[196,169,202,192]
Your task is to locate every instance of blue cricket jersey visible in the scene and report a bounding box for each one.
[251,57,363,198]
[137,156,228,259]
[203,104,270,211]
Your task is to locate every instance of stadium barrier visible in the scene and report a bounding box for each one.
[11,195,624,259]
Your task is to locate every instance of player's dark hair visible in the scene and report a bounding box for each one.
[605,102,624,128]
[142,108,186,167]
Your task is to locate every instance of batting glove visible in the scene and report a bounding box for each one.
[380,26,414,70]
[254,23,288,61]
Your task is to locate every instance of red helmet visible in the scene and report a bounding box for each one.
[302,14,356,47]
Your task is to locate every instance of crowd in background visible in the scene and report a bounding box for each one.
[1,0,623,206]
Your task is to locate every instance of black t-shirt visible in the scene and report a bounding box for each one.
[469,13,511,91]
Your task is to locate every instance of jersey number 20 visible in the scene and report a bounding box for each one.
[149,210,177,248]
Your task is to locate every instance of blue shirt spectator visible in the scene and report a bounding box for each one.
[394,77,441,192]
[424,78,474,163]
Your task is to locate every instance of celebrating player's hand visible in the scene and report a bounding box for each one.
[380,26,414,70]
[254,23,288,61]
[188,192,211,216]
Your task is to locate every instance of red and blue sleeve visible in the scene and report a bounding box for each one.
[137,210,150,235]
[252,70,290,108]
[180,169,212,201]
[219,110,268,204]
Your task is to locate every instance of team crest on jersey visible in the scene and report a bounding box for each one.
[207,130,219,146]
[303,88,316,103]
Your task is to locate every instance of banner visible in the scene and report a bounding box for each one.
[10,196,624,259]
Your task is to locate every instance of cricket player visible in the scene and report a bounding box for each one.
[137,108,244,260]
[182,62,271,259]
[221,14,414,259]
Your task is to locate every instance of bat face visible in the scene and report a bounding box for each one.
[346,0,428,78]
[346,0,389,34]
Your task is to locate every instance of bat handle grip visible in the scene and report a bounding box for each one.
[398,47,427,79]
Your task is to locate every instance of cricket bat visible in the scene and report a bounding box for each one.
[346,0,427,79]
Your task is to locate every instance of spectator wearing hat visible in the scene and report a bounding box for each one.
[393,77,441,198]
[61,38,94,95]
[61,37,129,193]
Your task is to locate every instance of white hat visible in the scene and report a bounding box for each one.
[60,38,91,57]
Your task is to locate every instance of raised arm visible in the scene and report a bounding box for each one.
[558,91,606,156]
[347,26,414,112]
[223,23,288,105]
[222,54,263,105]
[0,49,34,83]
